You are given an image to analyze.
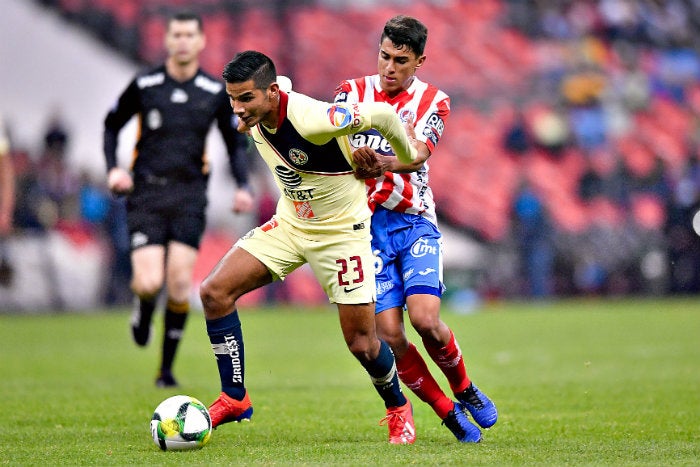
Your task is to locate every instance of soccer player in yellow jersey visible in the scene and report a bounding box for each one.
[200,50,418,444]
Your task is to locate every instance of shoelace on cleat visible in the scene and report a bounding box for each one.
[461,386,484,409]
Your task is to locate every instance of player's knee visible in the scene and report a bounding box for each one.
[167,277,191,303]
[199,277,236,316]
[378,330,408,357]
[410,314,442,337]
[131,277,162,299]
[345,335,377,363]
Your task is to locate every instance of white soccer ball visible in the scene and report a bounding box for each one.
[150,395,212,451]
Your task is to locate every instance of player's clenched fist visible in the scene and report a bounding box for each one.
[107,167,134,195]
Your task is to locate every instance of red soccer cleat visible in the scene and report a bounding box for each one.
[379,399,416,444]
[208,391,253,428]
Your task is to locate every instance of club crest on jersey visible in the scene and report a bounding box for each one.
[170,88,188,103]
[399,109,415,124]
[289,148,309,166]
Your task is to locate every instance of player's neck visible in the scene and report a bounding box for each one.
[165,58,199,82]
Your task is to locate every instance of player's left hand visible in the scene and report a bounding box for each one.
[403,115,420,150]
[232,188,254,213]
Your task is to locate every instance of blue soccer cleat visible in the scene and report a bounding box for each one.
[442,402,481,443]
[456,383,498,429]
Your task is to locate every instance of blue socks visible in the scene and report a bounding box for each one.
[361,340,407,408]
[206,310,246,400]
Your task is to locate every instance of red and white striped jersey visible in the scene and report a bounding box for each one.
[334,74,450,226]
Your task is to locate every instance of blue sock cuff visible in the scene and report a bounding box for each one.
[206,310,240,335]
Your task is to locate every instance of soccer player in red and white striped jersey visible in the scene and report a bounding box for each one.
[334,15,498,443]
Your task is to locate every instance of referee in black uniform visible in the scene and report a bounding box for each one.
[103,11,253,387]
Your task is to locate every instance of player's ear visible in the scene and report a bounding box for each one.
[416,55,426,68]
[268,83,280,100]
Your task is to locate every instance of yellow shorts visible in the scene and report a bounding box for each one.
[236,217,376,304]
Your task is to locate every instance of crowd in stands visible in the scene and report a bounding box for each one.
[4,109,132,307]
[18,0,700,302]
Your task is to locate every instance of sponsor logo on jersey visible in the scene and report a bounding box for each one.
[410,238,437,257]
[146,109,162,130]
[284,187,314,201]
[194,75,223,94]
[376,280,395,295]
[289,148,309,166]
[137,72,164,89]
[418,267,437,276]
[260,218,279,232]
[275,165,316,202]
[423,112,444,146]
[293,201,315,219]
[170,88,188,103]
[403,268,414,280]
[275,166,302,187]
[327,104,353,128]
[349,130,394,155]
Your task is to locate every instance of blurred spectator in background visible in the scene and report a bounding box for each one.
[0,114,16,286]
[501,108,531,157]
[530,103,569,157]
[511,178,554,298]
[577,147,630,206]
[36,110,81,230]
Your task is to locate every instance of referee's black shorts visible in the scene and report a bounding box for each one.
[126,181,207,250]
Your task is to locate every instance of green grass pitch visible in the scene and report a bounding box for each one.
[1,298,698,465]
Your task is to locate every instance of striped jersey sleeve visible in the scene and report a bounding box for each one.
[334,75,450,226]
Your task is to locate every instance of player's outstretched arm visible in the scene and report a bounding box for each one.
[362,102,417,164]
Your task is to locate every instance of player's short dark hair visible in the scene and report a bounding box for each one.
[222,51,277,90]
[167,11,203,32]
[381,15,428,57]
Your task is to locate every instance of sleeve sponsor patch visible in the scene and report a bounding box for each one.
[327,104,353,128]
[327,103,361,129]
[423,112,445,146]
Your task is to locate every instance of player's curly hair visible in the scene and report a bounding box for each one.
[222,50,277,90]
[381,15,428,57]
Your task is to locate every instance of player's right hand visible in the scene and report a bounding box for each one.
[107,167,133,195]
[353,146,389,179]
